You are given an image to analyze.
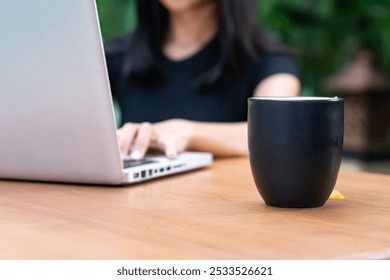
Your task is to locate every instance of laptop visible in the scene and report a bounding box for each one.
[0,0,212,184]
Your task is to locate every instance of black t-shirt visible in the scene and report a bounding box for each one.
[105,35,299,125]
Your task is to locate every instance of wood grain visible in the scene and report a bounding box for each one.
[0,157,389,259]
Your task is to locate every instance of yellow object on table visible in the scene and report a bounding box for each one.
[330,190,344,199]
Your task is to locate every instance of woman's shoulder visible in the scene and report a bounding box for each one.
[251,51,300,82]
[104,32,133,56]
[255,51,297,68]
[104,33,135,83]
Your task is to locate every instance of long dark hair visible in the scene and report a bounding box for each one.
[118,0,278,88]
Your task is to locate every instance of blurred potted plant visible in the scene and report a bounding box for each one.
[323,50,390,159]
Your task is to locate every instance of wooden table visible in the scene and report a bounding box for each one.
[1,157,390,260]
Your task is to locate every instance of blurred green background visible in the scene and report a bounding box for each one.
[96,0,390,97]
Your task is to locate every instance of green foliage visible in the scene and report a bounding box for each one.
[96,0,390,96]
[96,0,136,38]
[258,0,390,95]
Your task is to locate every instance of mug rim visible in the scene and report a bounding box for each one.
[248,96,343,102]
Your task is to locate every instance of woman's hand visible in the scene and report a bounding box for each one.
[117,119,194,160]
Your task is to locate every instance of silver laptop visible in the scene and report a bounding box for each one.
[0,0,212,184]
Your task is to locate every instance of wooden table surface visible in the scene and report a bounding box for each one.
[0,157,390,260]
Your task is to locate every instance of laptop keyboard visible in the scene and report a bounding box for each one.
[123,159,157,169]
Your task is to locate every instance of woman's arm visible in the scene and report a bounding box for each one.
[118,74,300,159]
[253,73,300,97]
[117,119,247,159]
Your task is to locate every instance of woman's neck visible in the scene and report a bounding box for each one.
[164,3,218,61]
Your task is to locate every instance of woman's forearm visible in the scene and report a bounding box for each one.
[188,121,248,157]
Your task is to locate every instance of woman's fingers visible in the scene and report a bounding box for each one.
[117,122,153,160]
[130,122,152,160]
[118,120,190,160]
[164,140,178,159]
[117,123,138,156]
[153,135,182,159]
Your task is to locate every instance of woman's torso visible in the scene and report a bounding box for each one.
[105,34,299,125]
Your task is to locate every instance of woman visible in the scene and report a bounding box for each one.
[105,0,300,160]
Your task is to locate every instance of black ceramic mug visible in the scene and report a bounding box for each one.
[248,97,344,208]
